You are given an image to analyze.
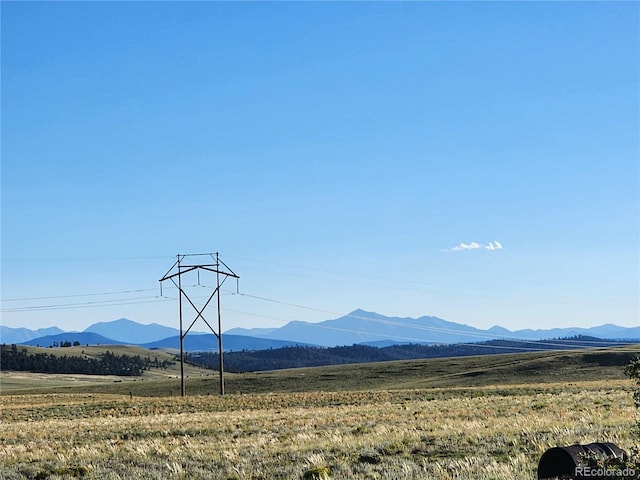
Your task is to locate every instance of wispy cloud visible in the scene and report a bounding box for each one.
[451,242,481,251]
[444,241,503,252]
[484,240,502,251]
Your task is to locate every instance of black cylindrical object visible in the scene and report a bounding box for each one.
[538,442,627,479]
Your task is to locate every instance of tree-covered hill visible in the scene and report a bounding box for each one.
[186,336,636,373]
[1,344,174,376]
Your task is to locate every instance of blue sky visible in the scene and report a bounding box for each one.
[2,1,638,334]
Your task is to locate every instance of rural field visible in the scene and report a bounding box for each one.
[1,346,638,479]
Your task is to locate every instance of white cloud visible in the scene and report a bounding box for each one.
[451,242,481,251]
[445,240,503,252]
[484,241,503,251]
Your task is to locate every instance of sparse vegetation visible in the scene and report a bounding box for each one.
[0,345,638,479]
[0,382,635,479]
[564,355,640,480]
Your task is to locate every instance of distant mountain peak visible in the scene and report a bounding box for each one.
[22,332,124,347]
[1,325,65,344]
[349,308,375,316]
[488,325,512,334]
[85,318,158,328]
[83,318,180,344]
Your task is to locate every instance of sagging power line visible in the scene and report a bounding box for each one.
[3,267,630,353]
[2,288,159,302]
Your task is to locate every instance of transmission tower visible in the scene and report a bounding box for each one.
[159,253,239,396]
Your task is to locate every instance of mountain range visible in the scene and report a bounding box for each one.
[224,309,640,347]
[0,326,65,344]
[2,310,639,350]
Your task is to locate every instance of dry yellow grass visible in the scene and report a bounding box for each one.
[0,380,635,479]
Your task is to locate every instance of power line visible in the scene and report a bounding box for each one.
[228,255,485,295]
[0,285,226,313]
[2,288,158,302]
[1,255,174,263]
[237,292,337,315]
[2,283,632,350]
[1,296,172,312]
[236,292,629,349]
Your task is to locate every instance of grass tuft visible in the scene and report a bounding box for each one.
[302,466,330,479]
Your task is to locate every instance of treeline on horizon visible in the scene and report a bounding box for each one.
[1,337,635,377]
[186,336,636,373]
[0,344,174,376]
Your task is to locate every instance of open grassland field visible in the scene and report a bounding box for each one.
[2,345,638,397]
[1,346,638,479]
[0,344,212,397]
